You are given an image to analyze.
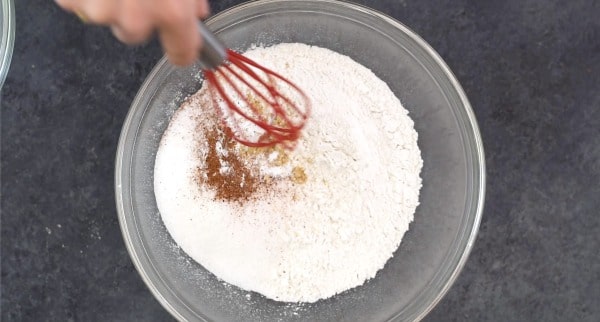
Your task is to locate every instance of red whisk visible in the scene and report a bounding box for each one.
[197,22,310,150]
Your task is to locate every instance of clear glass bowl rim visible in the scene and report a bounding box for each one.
[1,0,15,88]
[115,0,486,321]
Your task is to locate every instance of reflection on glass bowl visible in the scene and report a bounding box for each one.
[0,0,15,89]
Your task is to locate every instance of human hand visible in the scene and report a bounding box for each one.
[55,0,210,66]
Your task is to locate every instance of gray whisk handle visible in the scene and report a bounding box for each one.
[198,22,227,70]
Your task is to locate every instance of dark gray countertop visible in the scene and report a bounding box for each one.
[2,0,599,321]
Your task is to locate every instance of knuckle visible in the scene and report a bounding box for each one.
[196,0,210,18]
[55,0,74,11]
[156,1,189,26]
[120,18,152,41]
[84,3,115,23]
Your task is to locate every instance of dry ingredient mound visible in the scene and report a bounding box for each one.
[154,43,423,303]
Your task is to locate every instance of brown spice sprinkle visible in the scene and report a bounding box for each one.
[240,144,290,167]
[197,124,308,203]
[291,166,307,184]
[247,94,267,117]
[201,129,259,202]
[246,93,290,128]
[272,150,290,166]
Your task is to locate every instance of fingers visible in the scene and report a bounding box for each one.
[55,0,210,66]
[196,0,210,18]
[82,0,118,24]
[56,0,118,24]
[54,0,76,13]
[155,0,201,66]
[111,0,153,44]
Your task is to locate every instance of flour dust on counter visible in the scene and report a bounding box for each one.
[154,43,423,303]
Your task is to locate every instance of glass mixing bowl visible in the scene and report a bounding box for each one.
[115,0,485,321]
[0,0,15,89]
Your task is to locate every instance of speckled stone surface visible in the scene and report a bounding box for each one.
[1,0,599,321]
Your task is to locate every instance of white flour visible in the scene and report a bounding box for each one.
[154,43,422,303]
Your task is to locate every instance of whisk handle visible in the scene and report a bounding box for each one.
[198,22,227,70]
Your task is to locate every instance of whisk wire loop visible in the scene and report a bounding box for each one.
[202,49,311,149]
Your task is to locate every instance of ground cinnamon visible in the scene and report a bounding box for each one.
[201,129,258,202]
[196,122,308,203]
